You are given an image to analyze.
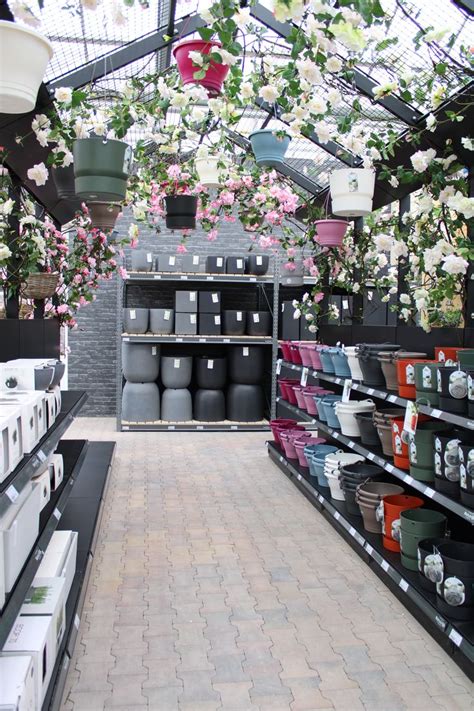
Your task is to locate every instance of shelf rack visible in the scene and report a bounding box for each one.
[122,420,270,432]
[122,334,272,345]
[125,271,275,284]
[267,441,474,680]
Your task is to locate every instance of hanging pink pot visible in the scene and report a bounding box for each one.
[173,39,229,96]
[314,219,349,247]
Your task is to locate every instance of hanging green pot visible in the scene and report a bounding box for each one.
[73,137,132,202]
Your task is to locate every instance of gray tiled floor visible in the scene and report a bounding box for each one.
[61,418,473,710]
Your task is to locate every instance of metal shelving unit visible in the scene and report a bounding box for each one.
[122,334,272,345]
[122,420,270,432]
[125,271,275,284]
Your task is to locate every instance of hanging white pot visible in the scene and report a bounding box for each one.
[0,21,53,114]
[195,156,228,188]
[329,168,375,217]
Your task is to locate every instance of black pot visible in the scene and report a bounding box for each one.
[340,462,385,480]
[356,343,400,387]
[194,389,226,421]
[433,430,467,499]
[469,401,474,419]
[229,346,264,384]
[343,488,361,517]
[435,542,474,620]
[226,256,246,274]
[354,412,379,446]
[195,356,227,390]
[437,542,474,578]
[246,311,272,337]
[227,383,264,421]
[206,255,225,273]
[52,165,78,201]
[437,366,468,415]
[418,537,451,593]
[247,254,270,275]
[459,443,474,494]
[165,195,198,230]
[223,310,246,336]
[461,489,474,508]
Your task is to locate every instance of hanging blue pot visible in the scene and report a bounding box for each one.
[249,129,290,167]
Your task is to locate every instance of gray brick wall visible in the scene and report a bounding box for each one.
[68,211,285,416]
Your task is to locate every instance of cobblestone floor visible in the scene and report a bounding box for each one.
[61,418,473,710]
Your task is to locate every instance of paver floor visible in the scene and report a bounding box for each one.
[61,418,473,710]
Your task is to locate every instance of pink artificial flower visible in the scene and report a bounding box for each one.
[313,292,324,303]
[207,229,218,242]
[258,235,273,249]
[286,247,296,258]
[219,190,235,206]
[119,266,128,279]
[283,262,296,272]
[56,304,69,314]
[167,164,181,179]
[224,215,236,222]
[177,244,187,254]
[303,257,314,269]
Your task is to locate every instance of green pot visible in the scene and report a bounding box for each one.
[414,362,442,394]
[408,421,452,474]
[73,137,132,201]
[400,509,447,562]
[458,349,474,368]
[400,551,419,571]
[415,389,439,407]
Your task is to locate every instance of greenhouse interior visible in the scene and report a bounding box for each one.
[0,0,473,708]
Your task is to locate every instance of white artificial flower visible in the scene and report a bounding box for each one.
[446,191,474,219]
[240,82,254,99]
[400,294,411,305]
[381,295,390,303]
[292,299,299,308]
[199,7,213,23]
[341,8,362,26]
[35,130,49,148]
[391,241,408,260]
[410,148,437,173]
[192,107,207,122]
[187,85,208,102]
[161,143,178,154]
[305,313,314,321]
[0,199,15,216]
[233,7,250,27]
[327,88,342,108]
[10,1,40,27]
[326,56,342,73]
[259,84,280,103]
[61,150,74,167]
[309,324,318,333]
[170,93,189,108]
[302,292,309,303]
[374,234,393,252]
[81,0,99,9]
[416,193,433,215]
[431,85,446,109]
[389,287,398,295]
[196,145,210,159]
[462,137,474,151]
[439,185,455,203]
[370,146,382,160]
[314,121,331,144]
[27,162,49,186]
[213,47,238,67]
[423,246,444,273]
[208,98,223,115]
[330,21,367,52]
[415,297,427,310]
[400,308,412,321]
[423,28,449,43]
[73,119,89,139]
[0,243,12,261]
[377,253,388,269]
[111,0,127,26]
[328,304,339,320]
[353,282,360,293]
[288,120,304,137]
[389,175,399,188]
[307,96,327,115]
[307,15,324,35]
[426,113,436,132]
[188,50,204,67]
[442,254,469,275]
[372,81,399,101]
[293,308,301,319]
[31,114,50,133]
[54,87,72,103]
[296,58,322,85]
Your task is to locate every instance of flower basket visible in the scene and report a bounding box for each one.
[195,156,227,187]
[23,273,59,300]
[73,137,132,202]
[0,20,53,114]
[314,219,349,247]
[329,168,375,217]
[173,40,229,96]
[88,202,121,231]
[249,129,290,167]
[165,195,198,230]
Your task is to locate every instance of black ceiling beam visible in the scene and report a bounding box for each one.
[47,12,206,89]
[249,3,422,126]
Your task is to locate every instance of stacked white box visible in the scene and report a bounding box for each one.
[0,484,41,593]
[0,655,36,711]
[37,531,77,601]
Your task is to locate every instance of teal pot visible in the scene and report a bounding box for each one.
[73,137,132,201]
[418,537,451,593]
[408,421,452,482]
[400,509,447,568]
[437,365,468,415]
[314,394,341,422]
[165,195,198,230]
[320,399,342,429]
[249,129,290,167]
[319,348,336,374]
[329,348,351,378]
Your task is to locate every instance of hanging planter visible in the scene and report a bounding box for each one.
[329,168,375,217]
[52,165,77,201]
[195,156,228,187]
[249,130,291,167]
[88,202,121,231]
[73,137,132,202]
[165,195,198,230]
[0,21,53,114]
[313,219,349,247]
[23,273,59,300]
[173,40,229,96]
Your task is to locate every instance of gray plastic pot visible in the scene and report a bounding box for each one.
[123,307,149,334]
[182,254,204,272]
[162,388,192,421]
[122,382,160,421]
[194,389,226,421]
[246,311,272,337]
[122,342,159,383]
[196,356,227,389]
[227,383,264,421]
[229,346,264,384]
[161,355,192,388]
[48,360,65,389]
[149,308,174,335]
[247,254,269,275]
[34,366,54,390]
[223,310,246,336]
[131,249,154,272]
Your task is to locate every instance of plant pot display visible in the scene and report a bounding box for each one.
[196,356,227,390]
[355,481,404,532]
[302,387,332,415]
[173,39,230,95]
[396,356,431,398]
[314,394,341,422]
[161,388,193,421]
[247,254,269,275]
[194,390,225,421]
[270,419,301,445]
[73,138,132,202]
[408,421,452,483]
[226,256,246,274]
[289,343,303,365]
[319,347,337,374]
[161,355,193,389]
[297,344,313,368]
[229,346,264,384]
[278,379,300,404]
[182,254,204,273]
[279,341,292,361]
[293,386,307,411]
[459,443,474,508]
[354,412,380,446]
[280,428,309,459]
[122,381,160,421]
[391,414,430,470]
[339,461,386,517]
[123,308,149,334]
[334,399,376,437]
[356,344,400,388]
[313,219,349,247]
[414,362,443,407]
[324,452,364,502]
[0,20,53,114]
[246,311,272,337]
[23,272,59,300]
[457,349,474,368]
[344,346,364,381]
[52,165,77,201]
[308,345,324,371]
[88,202,121,231]
[380,494,424,552]
[373,409,405,457]
[399,509,447,571]
[377,351,424,395]
[329,168,376,217]
[294,436,326,467]
[249,129,291,167]
[437,365,469,415]
[227,383,264,421]
[306,444,342,488]
[122,342,160,383]
[165,195,198,230]
[435,346,463,365]
[433,430,469,498]
[149,308,174,335]
[195,156,227,187]
[131,249,154,272]
[435,542,474,621]
[328,347,351,378]
[417,537,451,592]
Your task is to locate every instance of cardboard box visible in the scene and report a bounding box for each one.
[174,291,198,313]
[1,483,41,593]
[37,531,78,602]
[0,408,23,480]
[0,655,36,711]
[199,314,222,335]
[199,291,221,313]
[32,470,51,512]
[175,313,198,335]
[49,453,64,491]
[0,390,45,454]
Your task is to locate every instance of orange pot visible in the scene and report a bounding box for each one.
[381,494,424,552]
[396,358,431,399]
[434,346,464,365]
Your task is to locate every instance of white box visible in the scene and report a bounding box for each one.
[0,391,44,454]
[45,392,56,429]
[0,409,23,476]
[32,470,50,512]
[0,362,53,393]
[0,415,11,483]
[48,454,63,491]
[0,532,4,611]
[36,531,77,602]
[51,386,61,418]
[1,484,41,593]
[0,655,36,711]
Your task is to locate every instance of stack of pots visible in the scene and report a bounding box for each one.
[280,427,308,459]
[307,444,342,488]
[194,356,226,421]
[298,343,315,368]
[396,355,429,398]
[339,462,385,516]
[121,342,160,422]
[345,346,364,382]
[437,364,469,415]
[434,542,474,621]
[308,345,325,371]
[328,347,351,378]
[356,481,404,532]
[289,343,303,364]
[399,508,447,571]
[414,362,442,407]
[294,436,326,467]
[356,344,400,388]
[433,430,469,498]
[161,355,193,421]
[459,441,474,508]
[314,394,339,422]
[319,396,343,429]
[334,399,375,437]
[293,386,308,411]
[379,494,424,552]
[417,537,451,592]
[374,408,405,456]
[391,414,430,470]
[324,452,364,501]
[270,418,298,446]
[354,412,379,446]
[458,350,474,418]
[378,351,426,393]
[319,347,336,374]
[228,346,264,421]
[279,341,292,362]
[408,420,452,482]
[278,378,300,405]
[302,386,332,414]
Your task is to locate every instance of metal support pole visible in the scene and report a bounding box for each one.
[271,254,280,420]
[464,169,474,331]
[116,273,124,431]
[352,217,364,323]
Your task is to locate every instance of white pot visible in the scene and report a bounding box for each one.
[195,156,228,187]
[335,400,375,437]
[329,168,375,217]
[344,346,364,381]
[0,21,53,114]
[325,470,345,501]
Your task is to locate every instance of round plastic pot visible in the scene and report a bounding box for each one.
[309,345,323,371]
[194,389,225,421]
[340,461,384,481]
[320,400,342,429]
[298,344,313,368]
[329,348,351,378]
[131,249,154,272]
[164,195,198,230]
[325,472,345,501]
[417,537,451,592]
[356,344,400,387]
[278,379,299,402]
[88,201,121,231]
[400,509,447,554]
[392,417,411,470]
[162,388,192,421]
[437,541,474,578]
[161,355,193,389]
[227,383,264,422]
[319,348,336,374]
[229,346,264,385]
[315,395,341,422]
[459,442,474,495]
[249,129,290,167]
[313,219,348,247]
[289,343,303,365]
[354,412,379,446]
[223,310,246,336]
[345,346,364,381]
[335,400,375,437]
[357,481,404,499]
[279,341,292,361]
[123,307,149,334]
[293,387,307,410]
[195,156,227,187]
[294,436,326,467]
[52,165,77,201]
[246,311,272,337]
[247,254,269,275]
[414,362,442,394]
[435,346,463,365]
[457,349,474,368]
[358,501,382,532]
[279,427,306,455]
[196,356,227,390]
[173,39,229,95]
[122,342,159,383]
[302,387,331,415]
[122,381,160,422]
[437,365,468,415]
[73,137,131,202]
[408,421,452,478]
[378,353,399,391]
[270,419,297,445]
[329,168,375,217]
[436,542,474,618]
[381,494,424,552]
[396,358,431,399]
[32,366,54,390]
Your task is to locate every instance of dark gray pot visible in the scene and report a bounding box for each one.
[247,254,269,275]
[123,308,149,334]
[157,254,180,272]
[223,310,246,336]
[122,342,159,383]
[196,357,227,389]
[161,355,193,388]
[226,256,246,274]
[246,311,272,336]
[122,382,160,421]
[149,308,174,334]
[162,388,193,421]
[194,390,225,421]
[182,254,205,273]
[227,383,264,421]
[206,255,225,273]
[131,249,154,272]
[229,346,264,384]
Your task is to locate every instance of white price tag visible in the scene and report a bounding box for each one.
[431,409,442,418]
[403,401,418,435]
[334,512,341,521]
[176,338,183,342]
[404,474,414,485]
[425,487,435,499]
[199,338,206,343]
[365,544,374,555]
[381,560,390,572]
[212,293,219,303]
[180,275,188,280]
[37,450,47,462]
[193,256,200,265]
[53,507,61,521]
[253,313,260,323]
[217,257,224,267]
[230,425,238,430]
[243,347,249,357]
[169,256,176,266]
[206,275,214,281]
[256,256,263,266]
[399,578,409,592]
[237,259,243,269]
[147,252,152,263]
[250,277,257,282]
[129,309,136,320]
[190,292,196,302]
[236,312,243,321]
[368,291,373,301]
[215,316,221,325]
[164,311,171,321]
[74,614,80,629]
[152,346,157,355]
[342,379,352,402]
[387,394,398,403]
[349,526,356,537]
[276,359,282,375]
[367,388,375,396]
[367,452,376,461]
[223,338,230,343]
[197,425,204,430]
[300,367,308,386]
[386,463,395,473]
[448,629,463,647]
[168,425,176,430]
[207,360,214,370]
[6,485,19,503]
[174,359,181,369]
[342,299,349,309]
[190,314,197,324]
[154,274,161,280]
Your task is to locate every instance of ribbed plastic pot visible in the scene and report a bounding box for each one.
[161,355,193,389]
[131,249,154,272]
[122,382,160,421]
[433,430,467,498]
[436,542,474,620]
[313,220,348,247]
[378,351,399,391]
[223,310,246,336]
[165,195,198,230]
[302,387,331,415]
[149,308,174,335]
[345,346,364,381]
[162,388,192,421]
[246,311,272,337]
[277,378,296,401]
[381,494,424,552]
[88,202,121,231]
[270,419,300,445]
[196,356,227,390]
[195,156,227,187]
[375,422,394,457]
[122,342,159,383]
[417,537,450,593]
[354,412,379,446]
[356,344,400,387]
[435,346,463,365]
[294,436,326,467]
[315,395,341,422]
[329,168,375,217]
[229,346,264,384]
[227,383,264,421]
[293,387,307,410]
[249,129,290,167]
[408,421,452,482]
[73,138,131,202]
[247,254,270,275]
[123,308,149,334]
[459,443,474,497]
[194,389,225,421]
[319,348,336,374]
[280,428,307,458]
[173,39,229,95]
[329,348,351,378]
[321,400,341,429]
[437,365,468,415]
[400,509,447,570]
[334,400,376,437]
[309,345,324,371]
[285,383,300,405]
[382,352,429,393]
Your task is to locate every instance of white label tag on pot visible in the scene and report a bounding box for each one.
[237,259,243,269]
[212,293,219,303]
[217,257,223,267]
[215,316,221,325]
[342,379,352,402]
[190,292,196,302]
[174,359,180,368]
[300,367,308,386]
[403,401,418,435]
[449,629,463,647]
[276,359,282,375]
[190,314,197,324]
[237,312,243,321]
[193,256,199,265]
[129,309,136,320]
[243,347,249,357]
[256,256,263,265]
[169,256,176,266]
[253,313,260,323]
[152,347,157,355]
[207,360,214,369]
[368,291,373,301]
[343,299,349,309]
[147,252,152,263]
[164,311,171,321]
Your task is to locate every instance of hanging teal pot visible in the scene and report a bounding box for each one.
[249,129,290,167]
[73,137,132,202]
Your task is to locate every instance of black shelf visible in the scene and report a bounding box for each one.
[268,441,474,679]
[0,439,89,649]
[276,397,474,525]
[0,391,88,517]
[121,420,270,432]
[122,333,272,345]
[126,271,274,284]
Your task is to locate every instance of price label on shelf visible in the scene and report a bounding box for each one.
[386,463,395,473]
[403,401,418,435]
[300,368,308,386]
[334,512,341,521]
[276,359,282,375]
[5,485,19,503]
[74,614,80,629]
[180,275,188,280]
[367,452,376,461]
[404,474,414,485]
[37,450,47,462]
[342,379,352,402]
[431,409,442,418]
[399,578,409,592]
[53,507,61,521]
[365,543,374,556]
[381,560,390,572]
[448,629,463,647]
[230,425,238,431]
[425,487,435,499]
[387,394,398,403]
[197,425,204,431]
[367,388,375,396]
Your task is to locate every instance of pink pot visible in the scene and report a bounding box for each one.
[293,386,307,410]
[302,388,332,415]
[314,220,349,247]
[285,431,313,459]
[270,419,296,445]
[173,40,229,96]
[289,343,303,364]
[294,436,326,467]
[298,344,314,367]
[287,384,300,405]
[278,378,298,401]
[280,429,309,459]
[279,341,292,361]
[309,345,324,370]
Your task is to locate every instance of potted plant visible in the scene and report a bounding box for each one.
[249,129,291,167]
[173,40,230,96]
[151,164,199,230]
[329,168,376,217]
